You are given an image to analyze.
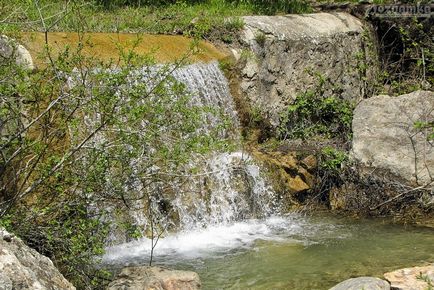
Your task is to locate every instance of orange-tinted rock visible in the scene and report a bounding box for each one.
[384,264,434,290]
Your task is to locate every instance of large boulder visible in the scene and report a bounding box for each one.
[384,264,434,290]
[329,277,390,290]
[235,12,373,128]
[0,228,75,290]
[107,266,201,290]
[352,90,434,187]
[0,35,34,70]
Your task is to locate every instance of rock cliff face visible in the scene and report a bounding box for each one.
[236,12,373,128]
[0,228,75,290]
[352,90,434,187]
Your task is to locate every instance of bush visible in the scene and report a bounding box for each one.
[0,38,230,288]
[278,73,354,142]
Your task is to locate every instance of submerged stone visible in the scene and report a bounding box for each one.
[19,32,228,67]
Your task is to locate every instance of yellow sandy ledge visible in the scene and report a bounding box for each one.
[20,32,229,66]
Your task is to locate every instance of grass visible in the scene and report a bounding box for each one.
[0,0,311,39]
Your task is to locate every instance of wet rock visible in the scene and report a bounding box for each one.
[236,12,373,128]
[352,90,434,187]
[384,264,434,290]
[0,228,75,290]
[0,35,34,70]
[251,149,317,203]
[107,266,201,290]
[329,277,390,290]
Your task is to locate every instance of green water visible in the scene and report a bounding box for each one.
[171,216,434,289]
[104,214,434,289]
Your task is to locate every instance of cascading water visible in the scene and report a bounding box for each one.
[75,61,283,246]
[97,61,291,266]
[171,61,241,139]
[132,62,281,232]
[171,151,279,230]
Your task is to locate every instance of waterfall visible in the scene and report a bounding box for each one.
[171,151,279,231]
[171,61,241,139]
[74,61,281,245]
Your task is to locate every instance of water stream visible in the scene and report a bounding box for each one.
[103,214,434,289]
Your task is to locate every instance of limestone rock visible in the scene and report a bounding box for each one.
[301,155,318,171]
[329,277,390,290]
[250,149,317,206]
[0,228,75,290]
[0,35,34,70]
[237,12,372,128]
[352,90,434,187]
[107,266,201,290]
[384,264,434,290]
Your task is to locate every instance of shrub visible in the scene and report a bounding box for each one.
[278,74,354,142]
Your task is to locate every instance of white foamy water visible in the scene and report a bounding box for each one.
[102,214,348,266]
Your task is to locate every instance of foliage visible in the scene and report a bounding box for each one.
[0,33,230,288]
[414,120,434,141]
[278,73,354,142]
[254,31,266,46]
[228,0,311,14]
[0,0,311,39]
[416,272,434,290]
[319,147,348,174]
[374,17,433,95]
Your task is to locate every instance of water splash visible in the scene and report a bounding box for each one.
[102,213,349,267]
[172,151,279,231]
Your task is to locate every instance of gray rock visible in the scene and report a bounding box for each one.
[0,35,34,70]
[107,266,201,290]
[236,12,374,128]
[329,277,390,290]
[352,90,434,187]
[0,228,75,290]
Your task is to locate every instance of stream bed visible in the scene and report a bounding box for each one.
[103,213,434,289]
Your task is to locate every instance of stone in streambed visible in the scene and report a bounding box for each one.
[107,266,201,290]
[329,277,390,290]
[384,264,434,290]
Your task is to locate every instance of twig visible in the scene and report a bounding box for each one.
[369,184,430,211]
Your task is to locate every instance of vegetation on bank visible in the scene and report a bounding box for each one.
[0,0,311,41]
